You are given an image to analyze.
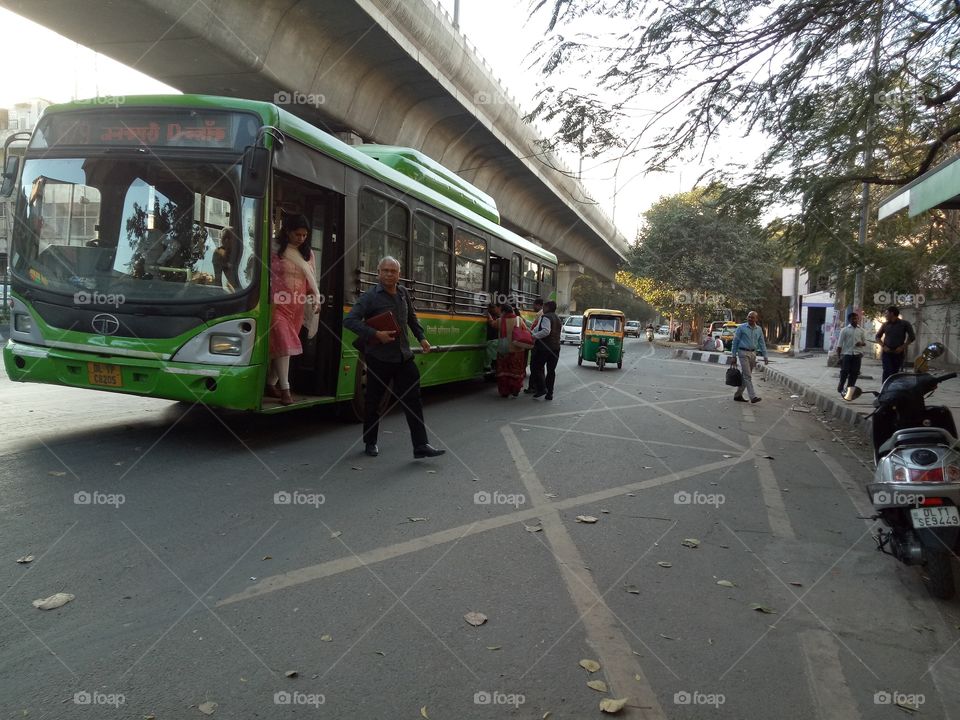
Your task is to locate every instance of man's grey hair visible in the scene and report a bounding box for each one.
[378,256,401,270]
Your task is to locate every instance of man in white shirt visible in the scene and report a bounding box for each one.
[836,312,866,396]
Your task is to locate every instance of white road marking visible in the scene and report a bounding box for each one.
[799,630,863,720]
[502,424,667,719]
[750,434,795,540]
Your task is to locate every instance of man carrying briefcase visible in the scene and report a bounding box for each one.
[344,256,446,459]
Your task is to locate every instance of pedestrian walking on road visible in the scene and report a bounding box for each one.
[483,302,501,374]
[529,300,561,400]
[876,306,916,383]
[523,297,544,394]
[729,311,768,403]
[496,303,528,398]
[343,256,445,459]
[836,312,866,396]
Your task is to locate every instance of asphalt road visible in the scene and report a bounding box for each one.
[2,337,959,719]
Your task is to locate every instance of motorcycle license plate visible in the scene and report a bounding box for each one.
[910,506,960,529]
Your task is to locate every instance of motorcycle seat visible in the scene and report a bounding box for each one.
[878,427,957,457]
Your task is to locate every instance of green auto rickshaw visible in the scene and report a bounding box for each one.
[578,308,626,370]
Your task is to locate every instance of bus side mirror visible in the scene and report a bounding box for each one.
[0,154,19,198]
[240,146,270,198]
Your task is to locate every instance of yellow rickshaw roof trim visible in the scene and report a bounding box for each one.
[582,308,626,317]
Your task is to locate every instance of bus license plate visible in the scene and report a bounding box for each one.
[87,363,123,387]
[910,506,960,529]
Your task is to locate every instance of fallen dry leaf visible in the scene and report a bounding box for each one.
[486,645,501,651]
[750,604,777,614]
[681,538,700,548]
[716,580,736,588]
[599,697,628,713]
[16,555,34,564]
[198,701,218,715]
[407,517,427,523]
[420,706,429,719]
[320,634,332,642]
[330,531,342,539]
[657,561,672,568]
[576,515,599,523]
[579,659,601,672]
[285,670,298,678]
[524,525,543,533]
[587,680,609,692]
[32,592,74,610]
[464,611,487,626]
[624,584,640,595]
[48,471,66,477]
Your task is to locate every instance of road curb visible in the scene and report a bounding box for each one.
[674,348,873,439]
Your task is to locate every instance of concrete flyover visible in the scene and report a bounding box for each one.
[3,0,629,300]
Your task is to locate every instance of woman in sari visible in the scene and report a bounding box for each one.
[496,302,528,397]
[267,214,321,405]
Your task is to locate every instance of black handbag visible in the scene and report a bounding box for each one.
[725,365,743,387]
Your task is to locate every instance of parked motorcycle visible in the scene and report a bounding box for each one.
[846,343,960,599]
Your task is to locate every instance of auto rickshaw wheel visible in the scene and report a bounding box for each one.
[617,358,623,369]
[577,353,583,366]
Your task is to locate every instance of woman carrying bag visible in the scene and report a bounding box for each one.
[496,302,534,398]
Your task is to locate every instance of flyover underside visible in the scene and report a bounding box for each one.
[3,0,628,278]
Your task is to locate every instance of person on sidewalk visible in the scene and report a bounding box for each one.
[529,300,561,400]
[836,312,866,396]
[343,256,446,459]
[876,305,915,383]
[729,311,769,403]
[523,297,544,394]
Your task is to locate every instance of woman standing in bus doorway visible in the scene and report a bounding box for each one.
[267,214,321,405]
[496,302,528,397]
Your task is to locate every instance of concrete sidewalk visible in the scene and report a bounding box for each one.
[667,341,960,436]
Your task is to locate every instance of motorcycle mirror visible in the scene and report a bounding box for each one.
[843,386,863,401]
[924,341,945,359]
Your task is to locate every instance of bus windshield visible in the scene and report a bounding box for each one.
[10,156,257,304]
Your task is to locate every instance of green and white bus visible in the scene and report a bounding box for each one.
[1,95,557,414]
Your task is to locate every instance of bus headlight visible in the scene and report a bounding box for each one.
[209,334,243,356]
[14,313,33,333]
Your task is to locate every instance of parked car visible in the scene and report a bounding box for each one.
[625,320,642,337]
[561,315,583,345]
[657,325,669,335]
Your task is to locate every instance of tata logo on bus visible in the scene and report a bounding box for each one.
[91,313,121,336]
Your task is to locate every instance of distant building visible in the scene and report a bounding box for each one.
[1,98,52,270]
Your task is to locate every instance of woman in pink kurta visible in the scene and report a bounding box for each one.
[267,214,320,405]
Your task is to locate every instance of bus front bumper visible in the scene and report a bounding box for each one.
[3,340,262,410]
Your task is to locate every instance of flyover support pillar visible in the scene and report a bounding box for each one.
[556,263,584,314]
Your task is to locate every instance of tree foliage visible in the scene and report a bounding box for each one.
[527,0,960,284]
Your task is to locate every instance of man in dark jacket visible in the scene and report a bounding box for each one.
[876,305,916,383]
[529,300,562,400]
[343,256,445,459]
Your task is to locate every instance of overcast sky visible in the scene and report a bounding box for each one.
[0,1,758,242]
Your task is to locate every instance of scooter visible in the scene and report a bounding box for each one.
[846,343,960,599]
[646,328,654,341]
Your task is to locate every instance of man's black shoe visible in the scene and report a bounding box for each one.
[751,397,762,403]
[413,444,446,458]
[364,443,379,457]
[533,390,546,398]
[523,387,533,394]
[733,395,748,402]
[545,394,553,401]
